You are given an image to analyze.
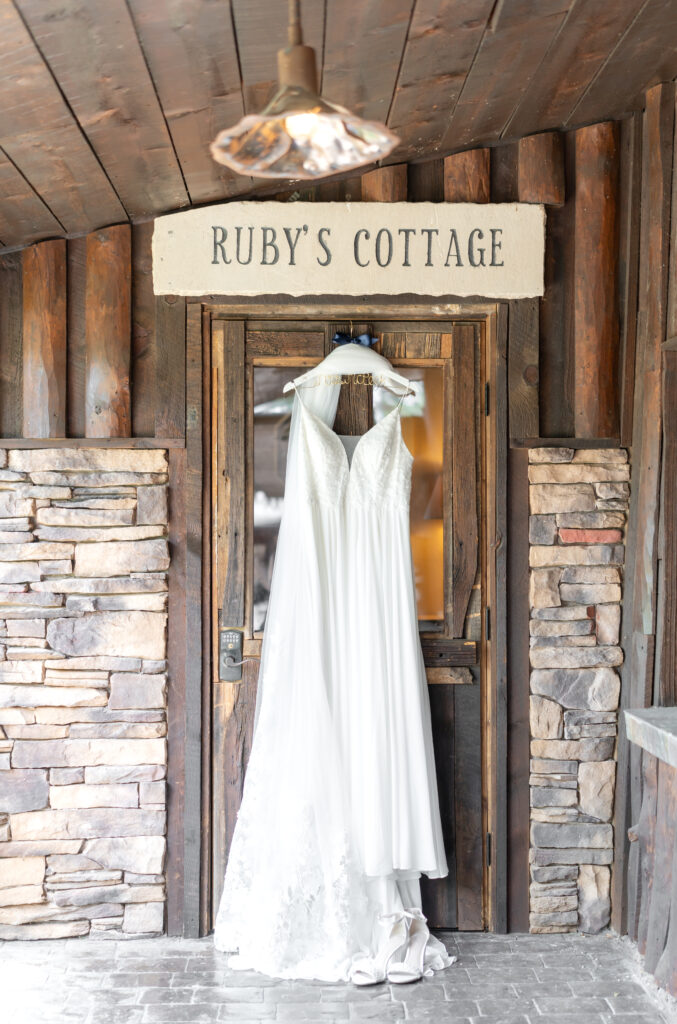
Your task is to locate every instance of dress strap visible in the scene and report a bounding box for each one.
[289,379,307,409]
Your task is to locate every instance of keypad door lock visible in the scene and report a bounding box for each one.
[219,627,244,682]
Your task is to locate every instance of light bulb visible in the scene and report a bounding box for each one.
[285,113,319,140]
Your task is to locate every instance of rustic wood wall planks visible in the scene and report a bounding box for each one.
[613,79,677,956]
[0,224,186,445]
[626,750,677,997]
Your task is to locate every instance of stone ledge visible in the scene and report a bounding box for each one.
[625,708,677,769]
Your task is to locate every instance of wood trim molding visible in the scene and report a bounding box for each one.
[0,437,185,448]
[166,447,187,936]
[506,447,531,932]
[182,302,204,936]
[515,437,622,449]
[489,302,509,931]
[205,300,499,318]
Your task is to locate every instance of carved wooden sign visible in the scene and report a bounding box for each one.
[152,201,545,298]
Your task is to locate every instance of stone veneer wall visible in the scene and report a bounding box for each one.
[528,446,629,934]
[0,448,169,939]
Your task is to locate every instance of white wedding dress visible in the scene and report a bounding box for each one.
[214,347,453,982]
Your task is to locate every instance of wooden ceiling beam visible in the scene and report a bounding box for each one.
[232,0,325,116]
[569,0,677,126]
[0,0,674,248]
[386,0,495,158]
[322,0,415,124]
[0,0,126,234]
[440,0,572,150]
[0,150,62,247]
[504,0,647,140]
[15,0,189,218]
[126,0,252,205]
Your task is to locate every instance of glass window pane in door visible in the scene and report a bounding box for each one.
[254,365,446,630]
[252,367,299,631]
[373,368,444,622]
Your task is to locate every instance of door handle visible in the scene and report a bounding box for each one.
[219,627,244,681]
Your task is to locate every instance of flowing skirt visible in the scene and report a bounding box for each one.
[214,501,451,980]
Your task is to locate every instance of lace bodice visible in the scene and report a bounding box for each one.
[296,395,413,511]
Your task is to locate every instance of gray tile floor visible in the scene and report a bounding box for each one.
[2,931,676,1024]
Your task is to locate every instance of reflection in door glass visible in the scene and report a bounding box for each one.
[252,367,297,631]
[253,365,445,631]
[374,369,444,622]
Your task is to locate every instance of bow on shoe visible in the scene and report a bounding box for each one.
[331,331,378,347]
[378,908,427,925]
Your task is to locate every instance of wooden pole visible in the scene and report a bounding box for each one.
[517,132,565,205]
[361,163,408,201]
[85,224,132,437]
[22,240,67,438]
[443,149,490,202]
[573,121,620,438]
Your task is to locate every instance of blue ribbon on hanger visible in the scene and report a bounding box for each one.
[331,331,378,347]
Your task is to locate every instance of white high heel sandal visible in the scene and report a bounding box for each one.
[349,911,410,986]
[387,908,430,984]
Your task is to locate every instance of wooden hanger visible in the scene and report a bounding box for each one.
[283,343,414,397]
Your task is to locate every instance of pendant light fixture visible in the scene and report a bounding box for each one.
[210,0,400,180]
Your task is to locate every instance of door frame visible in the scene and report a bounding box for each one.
[177,297,508,937]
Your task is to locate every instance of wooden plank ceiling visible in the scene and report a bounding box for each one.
[0,0,675,250]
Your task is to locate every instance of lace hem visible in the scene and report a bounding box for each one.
[214,922,457,983]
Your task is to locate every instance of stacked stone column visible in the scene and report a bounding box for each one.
[0,448,169,939]
[528,447,628,934]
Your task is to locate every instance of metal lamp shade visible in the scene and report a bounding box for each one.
[210,31,399,181]
[210,85,400,180]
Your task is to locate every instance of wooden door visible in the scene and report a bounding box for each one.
[211,316,487,931]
